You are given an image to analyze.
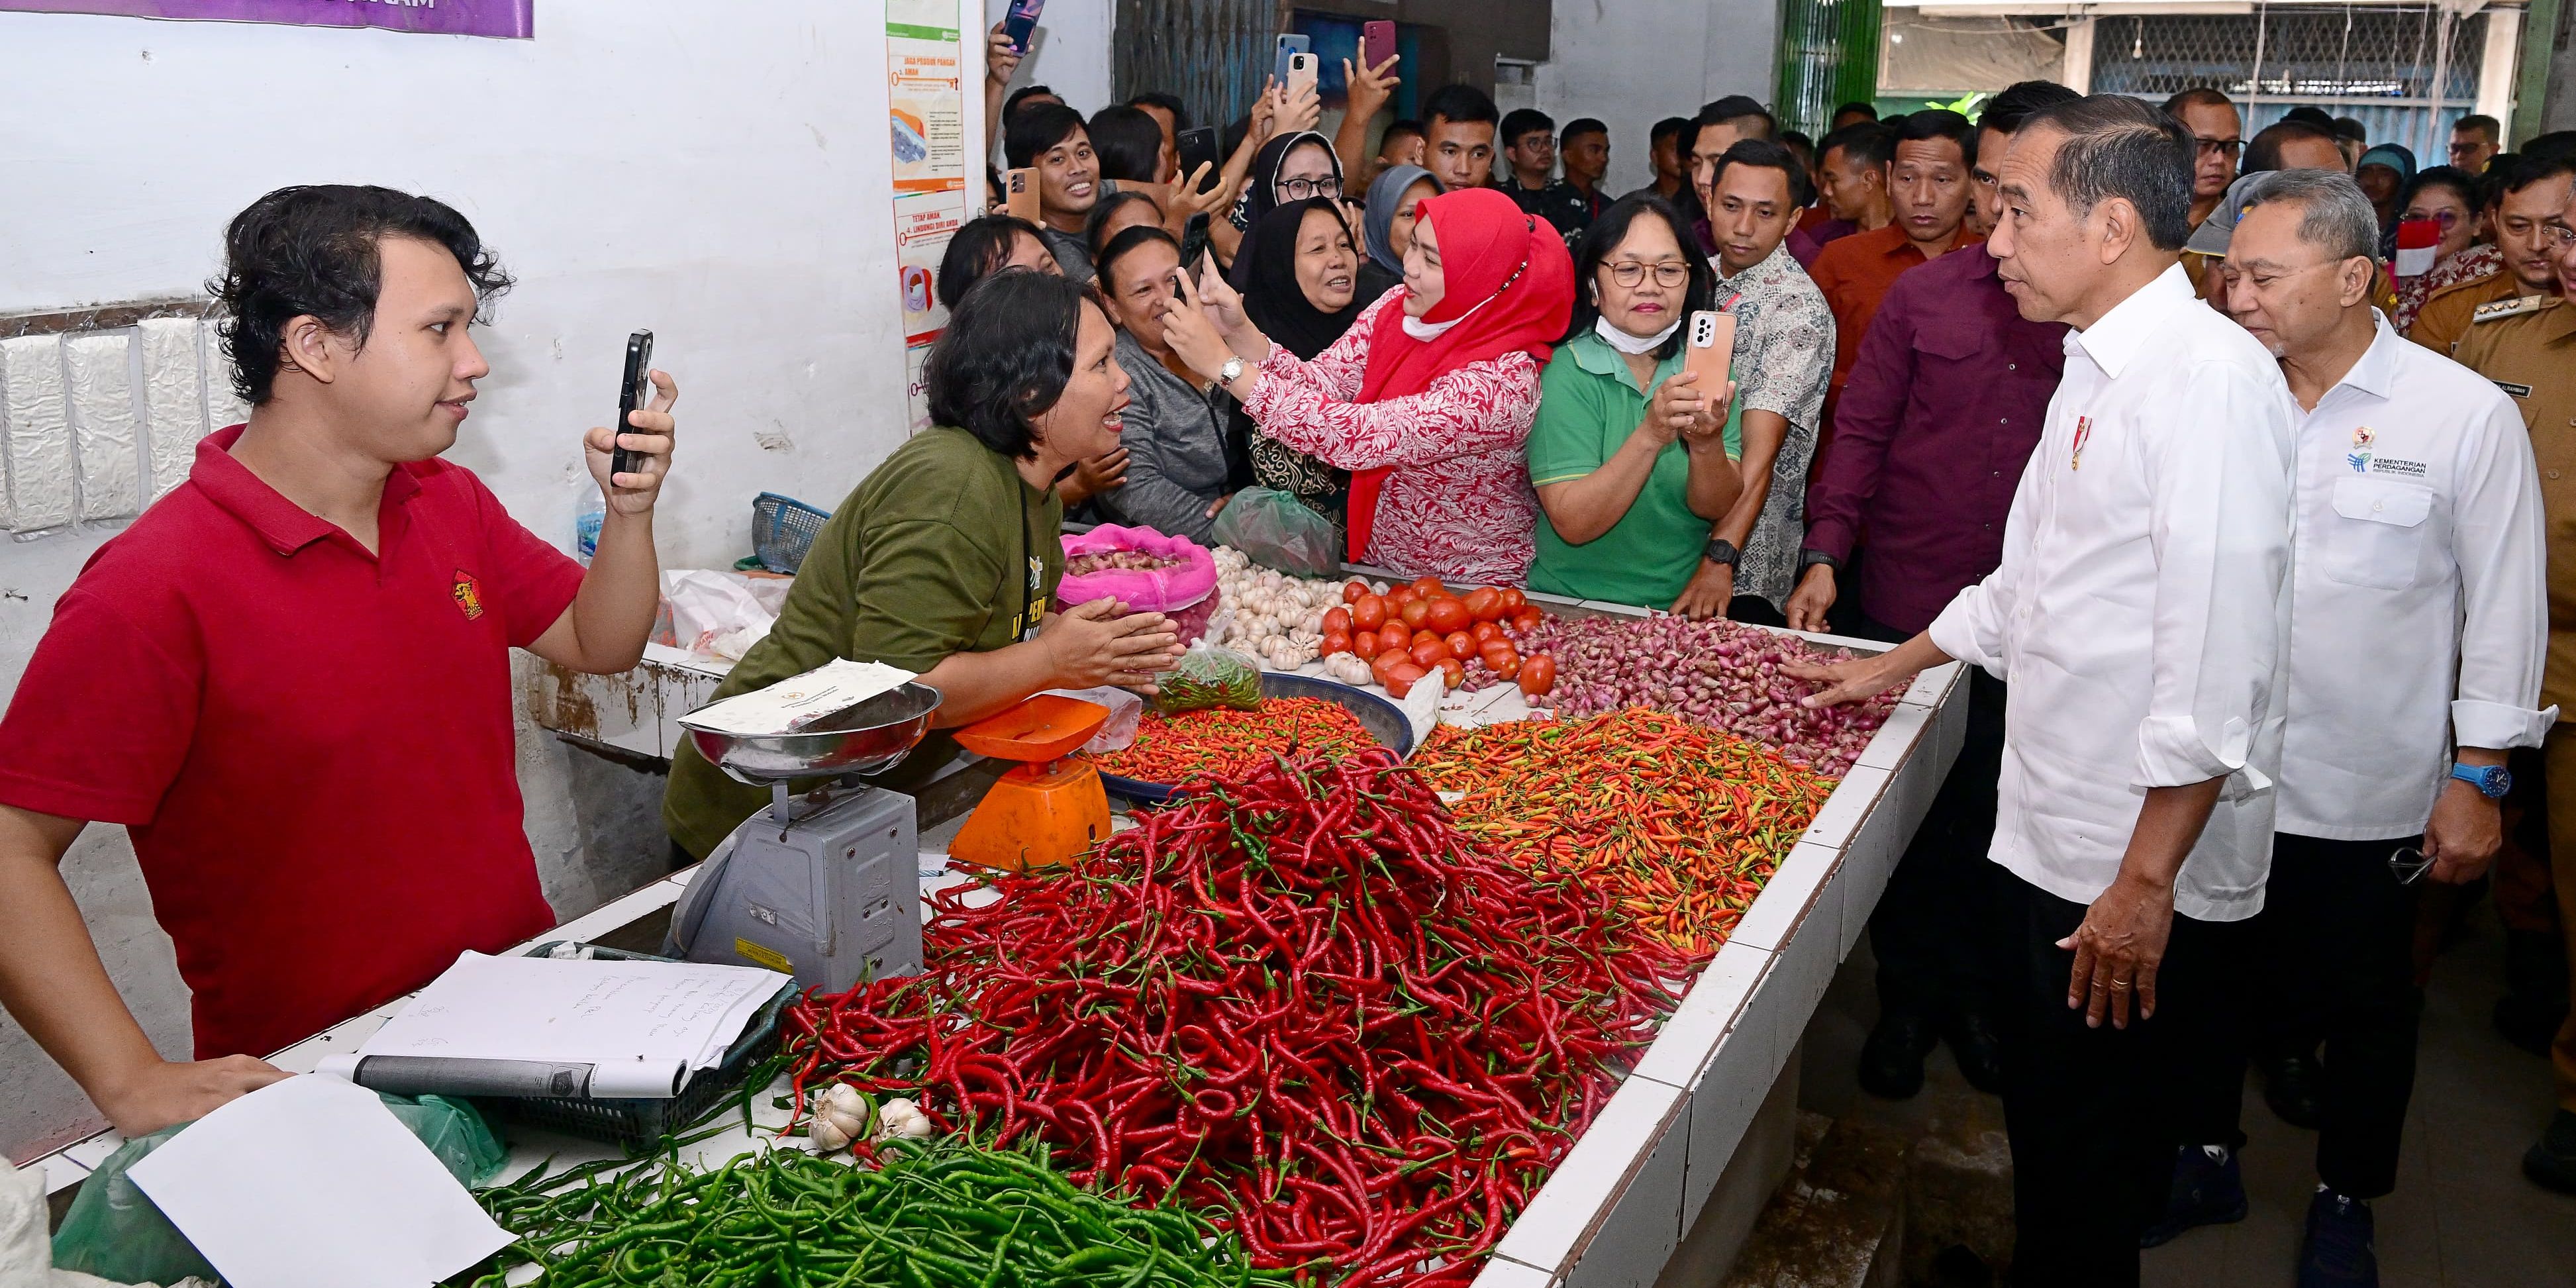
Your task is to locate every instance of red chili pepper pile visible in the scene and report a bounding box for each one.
[1414,710,1834,958]
[784,750,1691,1286]
[1089,698,1377,783]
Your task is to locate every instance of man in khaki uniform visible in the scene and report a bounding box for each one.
[2452,187,2576,1191]
[2410,157,2574,354]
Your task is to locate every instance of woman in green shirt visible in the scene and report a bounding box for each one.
[1526,194,1744,609]
[662,270,1183,860]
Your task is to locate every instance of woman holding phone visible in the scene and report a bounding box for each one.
[1232,197,1369,535]
[1524,195,1742,607]
[1160,187,1572,585]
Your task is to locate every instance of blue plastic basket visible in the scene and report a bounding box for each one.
[752,491,832,574]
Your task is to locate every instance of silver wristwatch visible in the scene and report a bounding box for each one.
[1219,356,1247,386]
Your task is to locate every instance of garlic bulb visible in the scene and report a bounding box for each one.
[876,1097,936,1141]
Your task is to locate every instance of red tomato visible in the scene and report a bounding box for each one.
[1443,630,1477,660]
[1423,597,1472,634]
[1489,654,1520,681]
[1399,598,1433,630]
[1409,638,1450,668]
[1479,640,1518,669]
[1352,595,1388,632]
[1321,606,1352,635]
[1388,585,1418,608]
[1342,580,1369,603]
[1511,607,1544,634]
[1437,658,1465,690]
[1414,629,1443,648]
[1384,662,1428,699]
[1463,587,1505,622]
[1518,654,1558,697]
[1375,646,1414,673]
[1321,631,1353,656]
[1410,575,1446,598]
[1349,628,1375,656]
[1499,587,1528,612]
[1470,619,1503,644]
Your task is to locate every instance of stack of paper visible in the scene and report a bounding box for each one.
[354,952,789,1094]
[678,658,917,734]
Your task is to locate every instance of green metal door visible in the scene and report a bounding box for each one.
[1777,0,1885,138]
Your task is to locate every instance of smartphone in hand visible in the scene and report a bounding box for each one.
[613,330,654,480]
[1363,20,1397,71]
[1682,311,1736,395]
[1000,0,1044,54]
[1273,33,1311,85]
[1005,168,1040,223]
[1285,52,1318,102]
[1177,126,1221,187]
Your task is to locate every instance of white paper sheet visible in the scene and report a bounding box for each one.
[677,657,916,734]
[124,1075,511,1288]
[360,951,787,1072]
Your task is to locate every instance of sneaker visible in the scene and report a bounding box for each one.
[2525,1109,2576,1195]
[2297,1189,2377,1288]
[2140,1144,2247,1248]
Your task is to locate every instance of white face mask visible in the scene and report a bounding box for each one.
[1401,313,1463,341]
[1594,314,1680,355]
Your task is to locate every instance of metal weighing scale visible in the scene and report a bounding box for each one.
[664,683,943,991]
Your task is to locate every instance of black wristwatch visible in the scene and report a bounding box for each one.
[1703,537,1741,568]
[1799,549,1840,573]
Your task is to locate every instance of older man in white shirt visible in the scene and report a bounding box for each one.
[2141,168,2553,1288]
[1793,95,2299,1284]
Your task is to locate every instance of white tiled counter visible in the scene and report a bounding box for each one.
[37,619,1966,1288]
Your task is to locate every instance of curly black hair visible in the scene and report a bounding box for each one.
[207,185,511,405]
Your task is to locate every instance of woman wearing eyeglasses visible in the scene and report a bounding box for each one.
[2388,166,2489,333]
[1218,131,1345,267]
[1160,187,1574,583]
[1526,195,1745,606]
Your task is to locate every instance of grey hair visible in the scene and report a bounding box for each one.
[2240,168,2383,265]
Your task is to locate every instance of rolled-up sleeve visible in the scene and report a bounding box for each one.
[2132,359,2296,788]
[2448,395,2558,749]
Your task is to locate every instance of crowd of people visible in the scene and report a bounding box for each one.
[3,21,2575,1288]
[937,34,2576,1287]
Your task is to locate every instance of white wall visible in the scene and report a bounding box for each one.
[1536,0,1783,197]
[0,0,939,1160]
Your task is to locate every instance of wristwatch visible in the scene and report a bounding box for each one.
[1799,549,1840,573]
[1703,537,1740,568]
[2450,762,2512,798]
[1218,356,1247,388]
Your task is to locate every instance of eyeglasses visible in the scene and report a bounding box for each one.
[2388,846,2436,886]
[2194,136,2244,160]
[1603,262,1693,287]
[2544,223,2576,250]
[1278,176,1342,199]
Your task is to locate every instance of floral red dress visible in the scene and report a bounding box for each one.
[1242,290,1542,584]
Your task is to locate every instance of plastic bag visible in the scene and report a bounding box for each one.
[1057,525,1220,645]
[658,569,793,660]
[1211,487,1341,577]
[1150,640,1263,715]
[51,1092,504,1285]
[1042,686,1145,753]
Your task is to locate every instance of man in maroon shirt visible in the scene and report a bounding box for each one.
[0,186,678,1137]
[1786,81,2080,1101]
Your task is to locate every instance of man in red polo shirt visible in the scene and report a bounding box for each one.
[1808,109,1980,459]
[0,185,679,1136]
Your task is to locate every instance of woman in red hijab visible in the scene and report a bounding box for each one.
[1160,187,1573,583]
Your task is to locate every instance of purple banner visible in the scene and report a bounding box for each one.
[0,0,530,38]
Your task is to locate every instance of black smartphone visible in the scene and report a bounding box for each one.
[1178,126,1221,188]
[613,330,653,480]
[1000,0,1043,54]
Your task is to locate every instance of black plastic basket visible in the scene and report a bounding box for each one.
[479,942,795,1151]
[752,491,832,574]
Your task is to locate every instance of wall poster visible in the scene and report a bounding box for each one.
[0,0,531,38]
[886,0,969,432]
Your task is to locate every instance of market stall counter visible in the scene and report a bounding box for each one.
[28,591,1965,1288]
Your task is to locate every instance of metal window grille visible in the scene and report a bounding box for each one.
[1113,0,1279,137]
[2087,6,2487,154]
[1779,0,1887,137]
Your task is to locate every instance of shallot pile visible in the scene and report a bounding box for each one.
[1511,615,1896,775]
[1065,549,1189,575]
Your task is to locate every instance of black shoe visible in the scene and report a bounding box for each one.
[2297,1189,2377,1287]
[2524,1109,2576,1195]
[2493,932,2568,1057]
[2261,1050,2326,1130]
[1944,1009,2006,1095]
[1858,1009,1939,1100]
[2141,1145,2248,1248]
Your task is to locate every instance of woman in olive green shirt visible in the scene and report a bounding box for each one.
[664,270,1181,860]
[1526,194,1744,609]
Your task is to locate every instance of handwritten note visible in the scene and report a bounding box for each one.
[361,952,789,1073]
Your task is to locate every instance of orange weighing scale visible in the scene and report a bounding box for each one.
[948,694,1115,872]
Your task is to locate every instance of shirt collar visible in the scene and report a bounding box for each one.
[1712,240,1789,293]
[2327,311,2403,403]
[1567,327,1685,391]
[2068,262,2195,378]
[189,424,426,558]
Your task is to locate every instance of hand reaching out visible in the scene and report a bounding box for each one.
[985,23,1023,86]
[1344,53,1400,121]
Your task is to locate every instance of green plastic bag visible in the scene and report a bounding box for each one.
[1211,486,1340,577]
[51,1092,505,1285]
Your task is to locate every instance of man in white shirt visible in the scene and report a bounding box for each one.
[1791,95,2299,1283]
[2148,168,2551,1287]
